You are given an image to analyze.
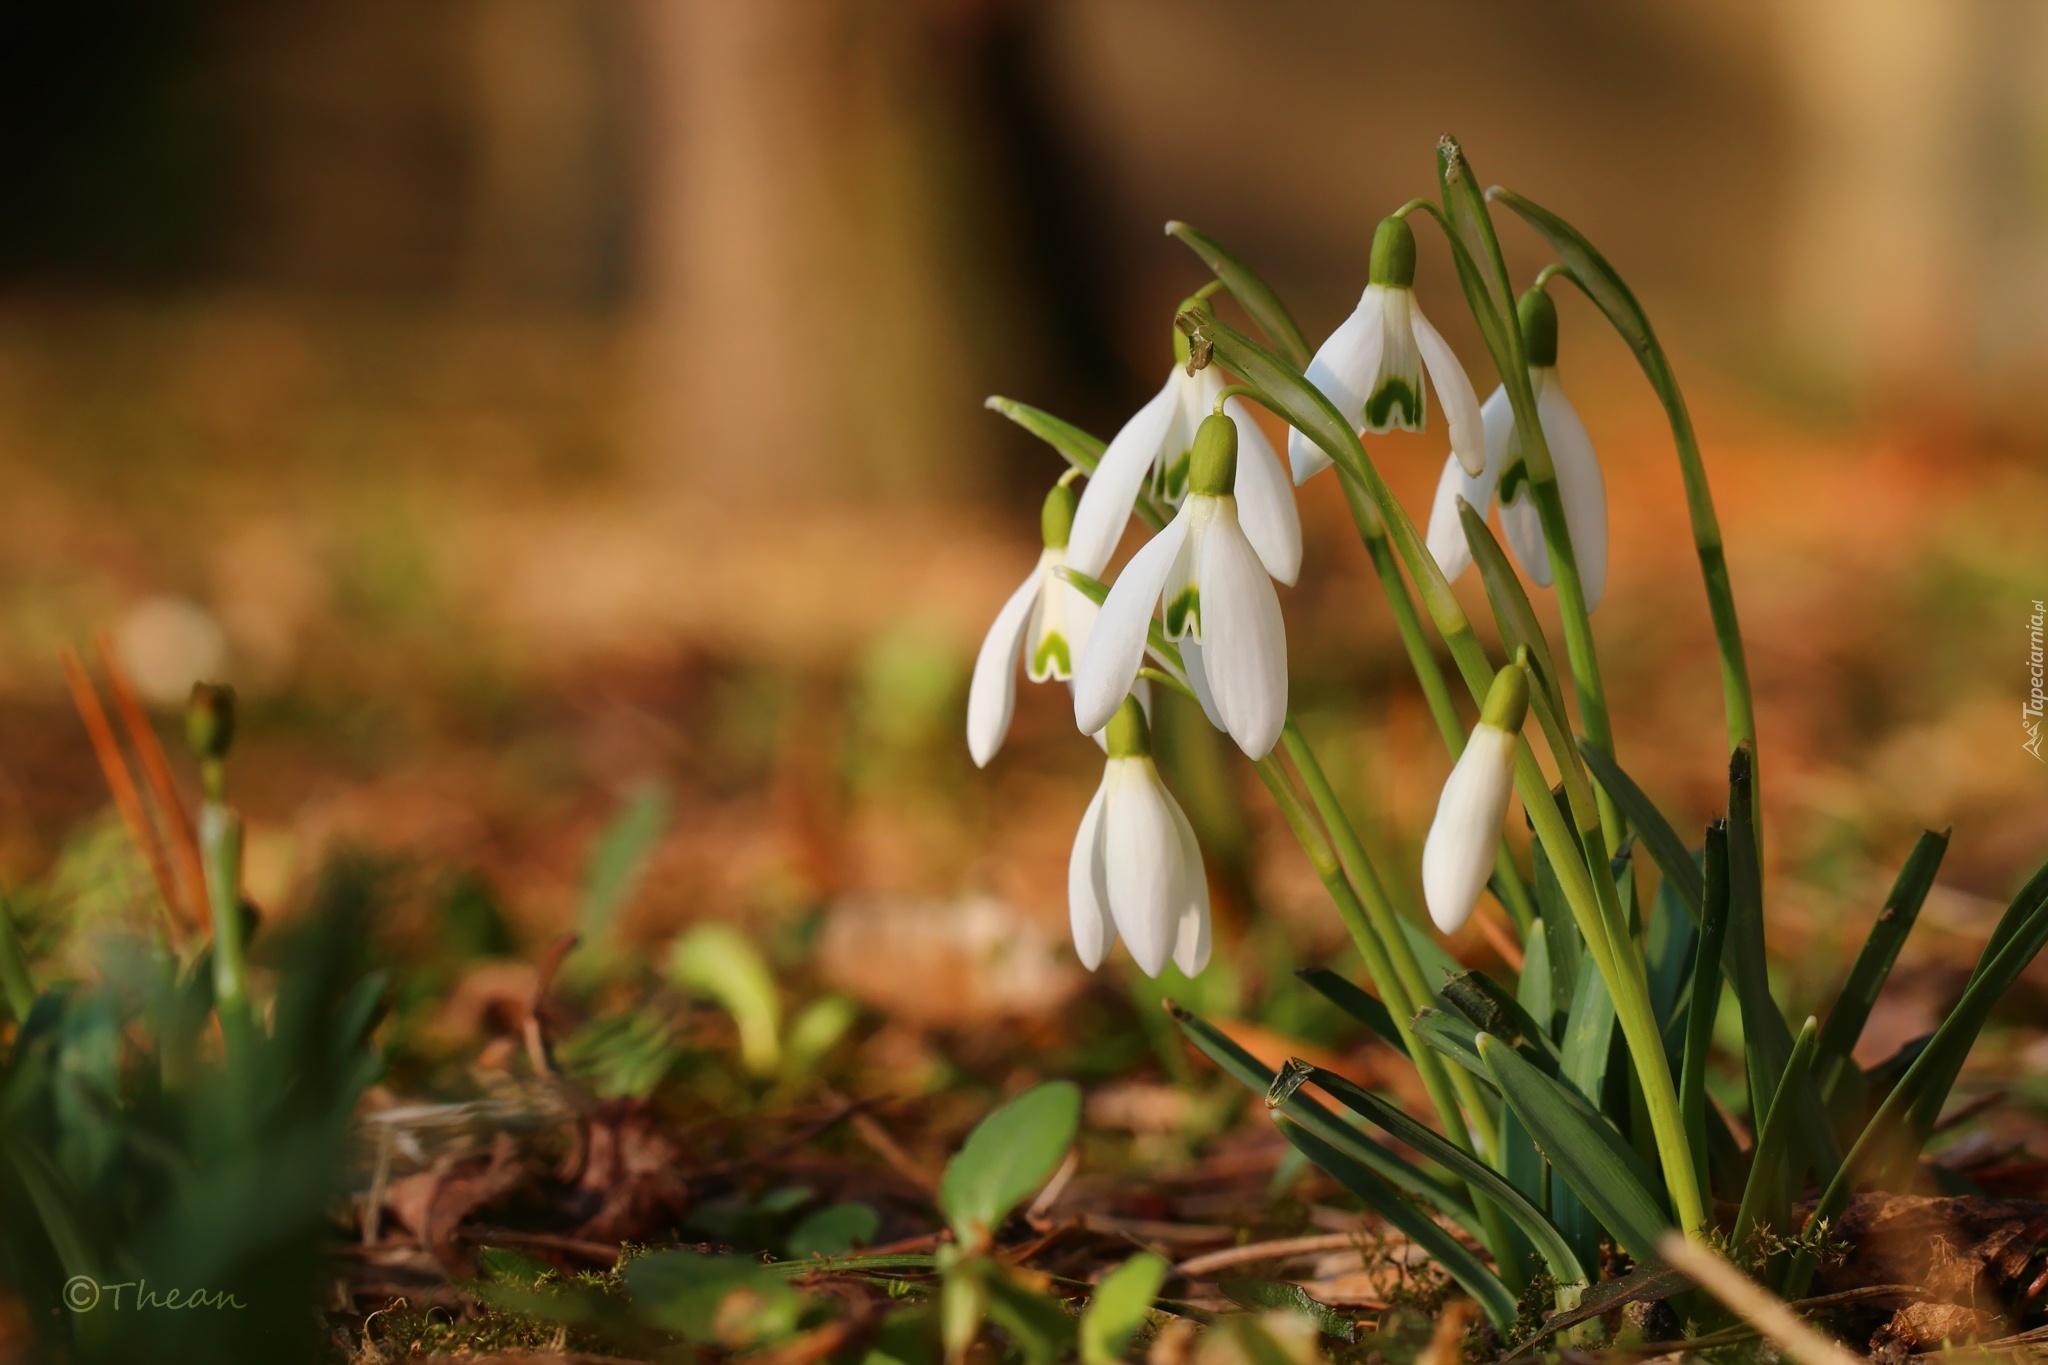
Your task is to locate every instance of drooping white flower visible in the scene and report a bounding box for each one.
[1075,413,1289,760]
[1421,658,1529,934]
[967,481,1099,767]
[1069,697,1210,978]
[1067,340,1300,589]
[1424,286,1608,610]
[1288,215,1484,485]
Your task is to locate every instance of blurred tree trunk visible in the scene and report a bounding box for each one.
[635,0,980,502]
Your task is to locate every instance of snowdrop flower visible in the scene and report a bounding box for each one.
[1075,412,1288,759]
[1425,286,1609,610]
[967,480,1098,766]
[1067,325,1300,589]
[1288,215,1484,485]
[1421,656,1529,934]
[1069,697,1209,978]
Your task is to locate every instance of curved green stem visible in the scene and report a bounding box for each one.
[1178,308,1707,1237]
[1251,751,1520,1284]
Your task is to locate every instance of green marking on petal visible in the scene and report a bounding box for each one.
[1364,377,1423,431]
[1498,458,1529,504]
[1160,449,1191,502]
[1164,586,1201,639]
[1029,632,1071,681]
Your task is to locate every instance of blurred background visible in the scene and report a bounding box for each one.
[0,0,2044,1060]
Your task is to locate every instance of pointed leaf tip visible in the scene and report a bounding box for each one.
[1267,1057,1313,1109]
[1163,220,1182,236]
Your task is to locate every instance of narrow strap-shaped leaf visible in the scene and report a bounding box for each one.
[1959,850,2048,994]
[1553,941,1616,1266]
[1442,970,1563,1072]
[1732,1017,1818,1251]
[1645,877,1699,1036]
[1412,1008,1498,1087]
[1274,1115,1518,1330]
[1479,1034,1672,1264]
[984,396,1166,533]
[1726,750,1844,1186]
[1577,741,1702,923]
[1287,1062,1587,1291]
[1166,1003,1473,1224]
[1518,920,1554,1028]
[984,396,1105,470]
[1398,918,1464,999]
[1786,864,2048,1298]
[1164,222,1312,368]
[1680,823,1731,1202]
[1814,829,1948,1099]
[1295,967,1409,1057]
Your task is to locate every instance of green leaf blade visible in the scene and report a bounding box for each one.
[937,1081,1080,1246]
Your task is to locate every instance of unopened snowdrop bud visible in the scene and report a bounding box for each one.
[1075,414,1289,759]
[1421,657,1529,934]
[966,478,1100,767]
[1068,698,1210,978]
[1288,215,1483,484]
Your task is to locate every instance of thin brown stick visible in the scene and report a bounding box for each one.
[1176,1232,1360,1277]
[62,648,186,945]
[1657,1233,1862,1365]
[94,631,208,929]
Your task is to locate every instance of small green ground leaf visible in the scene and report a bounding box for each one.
[937,1081,1080,1246]
[787,1202,881,1259]
[578,778,673,948]
[668,924,782,1075]
[1081,1253,1170,1365]
[1217,1280,1355,1340]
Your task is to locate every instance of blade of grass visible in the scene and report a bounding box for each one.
[1658,1235,1861,1365]
[1814,829,1948,1100]
[1680,824,1731,1202]
[1164,222,1311,367]
[1784,862,2048,1298]
[1578,742,1703,924]
[1282,1061,1588,1294]
[1732,1017,1818,1253]
[1480,1034,1671,1265]
[1275,1116,1517,1329]
[1295,967,1409,1056]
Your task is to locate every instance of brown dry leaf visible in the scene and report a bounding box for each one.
[1873,1301,2000,1351]
[570,1100,691,1244]
[1818,1192,2048,1308]
[381,1132,532,1277]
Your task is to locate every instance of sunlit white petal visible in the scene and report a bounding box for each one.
[1102,759,1185,977]
[1362,286,1424,433]
[1411,306,1485,476]
[966,568,1043,767]
[1067,783,1114,969]
[1195,499,1288,759]
[1424,455,1475,582]
[1069,377,1176,578]
[1224,397,1301,586]
[1167,796,1211,977]
[1535,370,1608,612]
[1178,636,1226,733]
[1073,516,1188,735]
[1421,724,1518,933]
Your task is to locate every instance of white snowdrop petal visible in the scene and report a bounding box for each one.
[1067,783,1114,970]
[965,568,1043,767]
[1225,397,1302,586]
[1167,794,1211,977]
[1363,286,1425,433]
[1421,724,1518,933]
[1195,502,1288,759]
[1285,428,1334,486]
[1068,376,1177,578]
[1177,636,1226,733]
[1073,515,1188,736]
[1424,454,1476,582]
[1411,305,1486,477]
[1536,372,1609,612]
[1303,292,1383,426]
[1102,760,1184,978]
[1499,485,1551,587]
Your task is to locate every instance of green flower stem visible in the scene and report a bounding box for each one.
[0,888,33,1021]
[1250,752,1520,1283]
[201,801,252,1047]
[1484,192,1759,846]
[1416,152,1622,854]
[1280,721,1505,1163]
[1178,310,1706,1237]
